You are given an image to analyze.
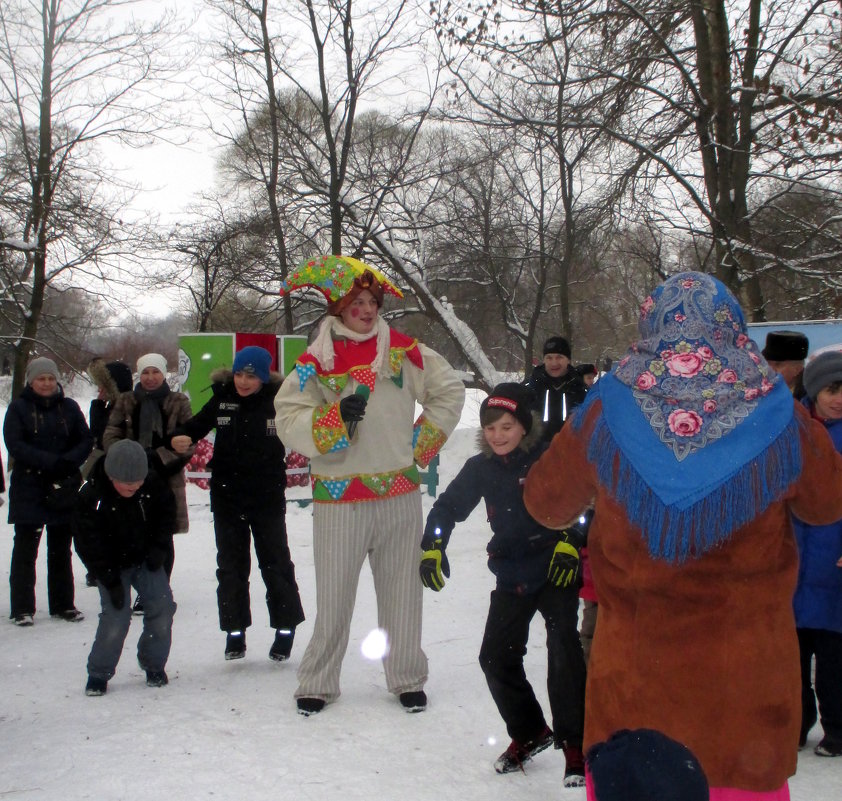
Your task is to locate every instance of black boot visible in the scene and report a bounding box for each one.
[225,631,246,660]
[269,628,295,662]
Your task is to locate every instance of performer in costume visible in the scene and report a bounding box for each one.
[274,255,465,715]
[524,271,842,800]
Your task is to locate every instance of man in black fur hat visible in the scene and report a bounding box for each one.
[762,330,809,399]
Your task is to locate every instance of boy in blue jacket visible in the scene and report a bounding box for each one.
[420,383,587,786]
[794,352,842,757]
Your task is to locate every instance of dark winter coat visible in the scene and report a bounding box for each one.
[3,385,94,526]
[423,419,566,595]
[73,455,176,589]
[522,364,588,441]
[87,358,133,450]
[173,369,286,502]
[793,402,842,634]
[103,386,193,533]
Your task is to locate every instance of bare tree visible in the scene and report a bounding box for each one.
[0,0,184,394]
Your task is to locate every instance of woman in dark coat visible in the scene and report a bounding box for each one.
[171,346,304,662]
[4,357,94,625]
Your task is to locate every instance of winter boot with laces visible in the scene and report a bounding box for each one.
[494,725,554,773]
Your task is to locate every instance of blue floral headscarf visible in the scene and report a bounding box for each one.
[574,272,801,562]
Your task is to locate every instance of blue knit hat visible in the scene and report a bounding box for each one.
[232,346,272,383]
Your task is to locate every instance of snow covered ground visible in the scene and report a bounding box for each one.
[0,382,837,800]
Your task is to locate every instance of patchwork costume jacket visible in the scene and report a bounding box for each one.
[274,329,464,503]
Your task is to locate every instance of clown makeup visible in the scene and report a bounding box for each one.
[340,289,379,336]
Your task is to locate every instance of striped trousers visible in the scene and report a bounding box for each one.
[295,491,428,702]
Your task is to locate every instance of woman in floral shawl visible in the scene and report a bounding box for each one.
[524,272,842,800]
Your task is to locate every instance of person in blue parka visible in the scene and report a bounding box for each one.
[793,351,842,758]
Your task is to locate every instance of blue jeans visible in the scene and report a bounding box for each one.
[87,566,177,681]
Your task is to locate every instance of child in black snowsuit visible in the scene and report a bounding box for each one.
[171,346,305,662]
[73,440,177,695]
[420,382,587,786]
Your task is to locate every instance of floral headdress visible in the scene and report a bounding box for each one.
[574,272,801,562]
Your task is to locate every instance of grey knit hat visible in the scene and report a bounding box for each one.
[25,356,59,385]
[804,350,842,401]
[104,440,149,483]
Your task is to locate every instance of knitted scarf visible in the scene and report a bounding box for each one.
[573,272,801,563]
[133,382,170,449]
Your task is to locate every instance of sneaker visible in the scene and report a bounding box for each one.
[494,725,554,773]
[132,598,144,616]
[269,628,295,662]
[815,736,842,757]
[13,613,34,627]
[399,690,427,712]
[297,697,326,716]
[52,608,84,622]
[85,677,108,696]
[562,743,586,787]
[225,631,246,660]
[145,670,168,688]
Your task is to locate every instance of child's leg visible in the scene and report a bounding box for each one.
[479,588,546,742]
[135,566,176,672]
[87,573,133,680]
[249,498,305,630]
[814,629,842,742]
[540,583,586,747]
[212,494,253,632]
[797,628,818,742]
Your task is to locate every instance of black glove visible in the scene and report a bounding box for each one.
[52,458,79,479]
[145,548,166,573]
[419,521,450,591]
[339,394,367,423]
[547,530,581,588]
[107,583,126,610]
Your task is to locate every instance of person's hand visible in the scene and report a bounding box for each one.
[548,531,581,588]
[107,583,125,610]
[419,529,450,591]
[339,394,367,423]
[171,435,193,454]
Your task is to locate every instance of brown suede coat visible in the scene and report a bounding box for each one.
[523,400,842,791]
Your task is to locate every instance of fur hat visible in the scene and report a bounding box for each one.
[88,358,133,402]
[137,353,167,375]
[586,729,708,801]
[577,363,597,377]
[104,440,149,483]
[480,382,534,434]
[804,350,842,401]
[232,346,272,383]
[543,336,571,359]
[25,356,59,385]
[762,330,809,362]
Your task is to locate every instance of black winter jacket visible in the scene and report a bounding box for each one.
[173,370,286,500]
[522,365,588,442]
[4,385,94,525]
[423,424,566,595]
[73,456,176,589]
